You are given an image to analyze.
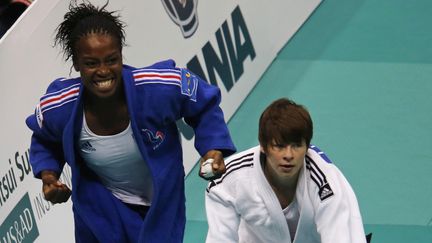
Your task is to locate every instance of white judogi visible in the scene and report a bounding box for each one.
[205,145,366,243]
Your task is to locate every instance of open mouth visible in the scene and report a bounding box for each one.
[95,79,114,89]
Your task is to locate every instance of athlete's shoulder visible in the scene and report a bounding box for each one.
[28,77,80,130]
[39,77,81,114]
[305,145,336,201]
[130,60,182,87]
[206,146,258,192]
[44,76,80,92]
[307,145,333,164]
[130,60,202,102]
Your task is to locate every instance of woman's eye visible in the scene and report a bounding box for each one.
[85,62,97,67]
[292,143,304,149]
[107,58,117,64]
[273,144,285,149]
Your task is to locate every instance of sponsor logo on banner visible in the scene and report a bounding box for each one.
[176,6,256,140]
[161,0,199,38]
[0,193,39,243]
[0,150,32,208]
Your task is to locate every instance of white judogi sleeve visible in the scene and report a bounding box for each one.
[314,169,366,243]
[205,148,258,243]
[205,184,241,243]
[306,150,366,243]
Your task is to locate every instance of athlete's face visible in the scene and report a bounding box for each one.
[73,33,123,99]
[261,140,307,180]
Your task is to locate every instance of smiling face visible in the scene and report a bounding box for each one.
[261,141,307,182]
[73,33,123,100]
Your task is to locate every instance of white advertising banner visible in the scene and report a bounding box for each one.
[0,0,322,242]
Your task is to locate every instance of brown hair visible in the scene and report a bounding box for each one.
[258,98,313,151]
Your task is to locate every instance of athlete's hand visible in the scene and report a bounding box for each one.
[41,170,71,204]
[199,150,226,180]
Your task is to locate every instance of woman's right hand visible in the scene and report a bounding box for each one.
[41,170,71,204]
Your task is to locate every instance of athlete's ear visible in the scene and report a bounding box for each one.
[73,63,79,72]
[260,145,265,154]
[73,57,79,72]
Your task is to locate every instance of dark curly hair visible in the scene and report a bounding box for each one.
[54,0,126,62]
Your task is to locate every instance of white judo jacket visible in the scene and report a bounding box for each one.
[205,145,366,243]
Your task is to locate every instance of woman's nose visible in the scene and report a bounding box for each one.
[97,65,110,76]
[282,145,294,160]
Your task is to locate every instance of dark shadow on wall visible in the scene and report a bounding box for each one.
[0,0,32,39]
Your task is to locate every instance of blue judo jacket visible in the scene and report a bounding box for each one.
[26,59,236,242]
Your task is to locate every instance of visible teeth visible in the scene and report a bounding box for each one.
[96,79,112,88]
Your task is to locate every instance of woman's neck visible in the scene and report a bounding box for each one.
[83,88,130,135]
[264,163,300,208]
[84,86,126,114]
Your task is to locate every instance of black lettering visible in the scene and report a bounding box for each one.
[7,169,16,195]
[231,6,256,80]
[221,21,239,81]
[202,28,234,91]
[24,151,32,176]
[2,176,9,200]
[0,179,4,205]
[16,152,31,178]
[8,160,17,189]
[0,180,2,206]
[33,192,51,219]
[14,155,24,182]
[186,55,208,82]
[179,5,255,141]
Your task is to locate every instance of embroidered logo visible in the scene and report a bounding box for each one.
[80,141,96,153]
[181,70,198,101]
[319,183,334,201]
[142,129,165,150]
[305,156,335,201]
[161,0,199,38]
[35,104,43,128]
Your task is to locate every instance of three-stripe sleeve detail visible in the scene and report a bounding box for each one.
[305,155,334,201]
[206,152,254,192]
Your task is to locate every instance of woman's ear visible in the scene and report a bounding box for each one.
[260,145,265,154]
[72,56,79,72]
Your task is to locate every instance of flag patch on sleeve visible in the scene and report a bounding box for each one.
[35,104,43,128]
[180,69,198,102]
